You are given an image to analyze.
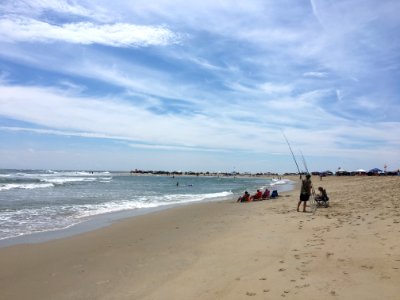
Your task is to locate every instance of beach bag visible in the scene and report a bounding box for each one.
[270,190,278,198]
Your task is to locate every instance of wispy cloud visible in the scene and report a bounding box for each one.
[1,83,398,154]
[128,143,228,153]
[0,84,270,151]
[303,72,328,78]
[0,17,180,47]
[259,82,293,95]
[0,0,110,21]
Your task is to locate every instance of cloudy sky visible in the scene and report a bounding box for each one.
[0,0,399,173]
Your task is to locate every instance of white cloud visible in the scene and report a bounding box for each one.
[1,83,398,155]
[128,143,227,152]
[0,126,127,140]
[0,84,270,151]
[57,80,86,93]
[259,82,293,94]
[0,0,111,21]
[26,0,92,16]
[303,71,328,78]
[0,17,180,47]
[354,97,380,111]
[0,71,9,84]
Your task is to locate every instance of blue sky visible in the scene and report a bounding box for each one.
[0,0,399,173]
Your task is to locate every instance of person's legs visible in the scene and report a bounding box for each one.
[303,201,307,212]
[297,201,301,212]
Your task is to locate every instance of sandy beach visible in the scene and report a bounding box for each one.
[0,175,399,299]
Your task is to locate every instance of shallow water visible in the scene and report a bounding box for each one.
[0,169,294,243]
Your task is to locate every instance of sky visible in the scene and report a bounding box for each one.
[0,0,399,173]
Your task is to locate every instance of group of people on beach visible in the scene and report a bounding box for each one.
[237,188,278,202]
[237,174,329,212]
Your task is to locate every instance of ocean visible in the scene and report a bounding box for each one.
[0,169,295,245]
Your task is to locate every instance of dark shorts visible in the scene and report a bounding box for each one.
[300,193,310,201]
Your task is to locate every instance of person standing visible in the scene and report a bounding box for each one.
[297,174,312,212]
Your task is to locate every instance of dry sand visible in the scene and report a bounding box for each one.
[0,175,399,300]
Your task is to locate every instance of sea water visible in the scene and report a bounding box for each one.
[0,169,295,244]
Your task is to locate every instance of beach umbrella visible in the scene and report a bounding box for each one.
[369,168,383,173]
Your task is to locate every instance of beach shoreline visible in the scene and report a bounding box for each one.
[0,172,294,246]
[0,175,399,299]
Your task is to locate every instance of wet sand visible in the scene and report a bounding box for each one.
[0,175,399,299]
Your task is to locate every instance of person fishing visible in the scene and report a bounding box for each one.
[282,131,315,212]
[297,174,312,212]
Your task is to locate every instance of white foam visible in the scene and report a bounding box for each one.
[0,189,235,240]
[0,206,79,240]
[75,191,233,219]
[41,177,97,184]
[269,179,292,186]
[0,183,54,191]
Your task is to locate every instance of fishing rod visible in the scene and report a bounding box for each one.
[281,131,302,177]
[301,151,315,194]
[300,151,309,174]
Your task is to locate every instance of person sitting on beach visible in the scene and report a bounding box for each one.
[262,189,270,199]
[250,189,263,201]
[237,191,250,202]
[315,187,329,202]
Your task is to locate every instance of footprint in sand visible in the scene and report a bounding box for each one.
[361,265,374,270]
[246,292,256,296]
[326,252,334,258]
